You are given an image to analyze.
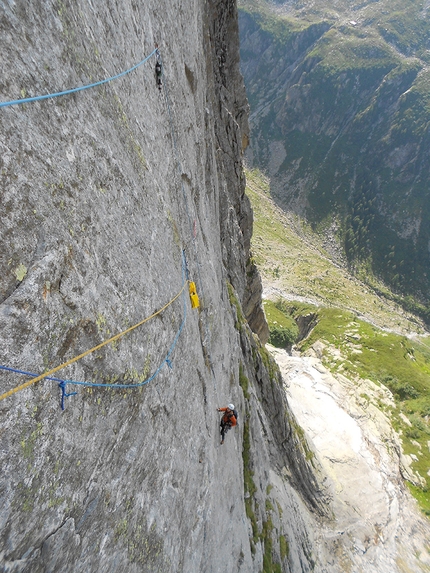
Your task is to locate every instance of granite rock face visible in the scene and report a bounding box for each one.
[0,1,328,572]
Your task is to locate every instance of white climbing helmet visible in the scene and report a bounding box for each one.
[228,403,235,410]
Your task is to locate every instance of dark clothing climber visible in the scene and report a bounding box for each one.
[217,404,237,445]
[155,61,162,91]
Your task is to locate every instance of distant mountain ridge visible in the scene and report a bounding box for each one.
[238,0,430,312]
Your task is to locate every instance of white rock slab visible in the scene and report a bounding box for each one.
[268,345,430,573]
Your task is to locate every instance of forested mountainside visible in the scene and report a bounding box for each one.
[238,0,430,313]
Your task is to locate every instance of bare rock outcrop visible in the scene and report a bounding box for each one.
[243,258,270,343]
[270,345,430,573]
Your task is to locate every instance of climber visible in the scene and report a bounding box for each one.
[217,404,237,445]
[155,59,163,91]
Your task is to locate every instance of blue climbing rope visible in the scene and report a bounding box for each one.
[0,49,157,108]
[0,365,69,384]
[0,49,209,411]
[161,54,217,381]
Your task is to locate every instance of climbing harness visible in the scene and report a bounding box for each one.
[0,49,158,108]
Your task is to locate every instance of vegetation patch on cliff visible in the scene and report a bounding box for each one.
[263,299,298,349]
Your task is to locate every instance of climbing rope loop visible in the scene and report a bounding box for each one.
[0,49,204,409]
[0,254,188,406]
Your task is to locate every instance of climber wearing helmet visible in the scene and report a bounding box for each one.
[217,404,237,445]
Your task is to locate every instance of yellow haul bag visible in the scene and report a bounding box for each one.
[189,281,200,309]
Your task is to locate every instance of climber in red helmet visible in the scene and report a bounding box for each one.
[217,404,237,445]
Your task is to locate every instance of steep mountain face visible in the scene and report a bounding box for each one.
[238,0,430,307]
[0,1,328,572]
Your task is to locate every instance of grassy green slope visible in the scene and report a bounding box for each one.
[247,168,426,333]
[246,167,430,514]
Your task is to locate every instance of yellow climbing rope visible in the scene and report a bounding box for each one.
[0,282,188,402]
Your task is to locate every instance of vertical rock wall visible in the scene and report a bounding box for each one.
[0,1,327,572]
